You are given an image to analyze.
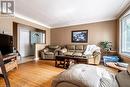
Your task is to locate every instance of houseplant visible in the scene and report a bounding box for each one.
[99,41,112,55]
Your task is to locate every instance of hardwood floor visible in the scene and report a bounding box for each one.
[0,60,64,87]
[17,56,34,64]
[0,60,118,87]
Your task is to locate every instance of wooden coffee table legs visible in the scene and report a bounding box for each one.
[55,58,66,68]
[65,59,78,68]
[55,58,79,69]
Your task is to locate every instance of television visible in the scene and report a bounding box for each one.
[0,34,13,55]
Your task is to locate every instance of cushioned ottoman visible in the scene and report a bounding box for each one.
[52,64,118,87]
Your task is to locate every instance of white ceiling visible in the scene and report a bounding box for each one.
[15,0,130,28]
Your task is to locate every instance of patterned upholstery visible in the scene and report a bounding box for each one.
[66,45,75,50]
[73,52,83,56]
[64,52,74,56]
[40,45,61,59]
[59,44,101,65]
[75,45,84,50]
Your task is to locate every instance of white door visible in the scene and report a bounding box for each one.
[19,29,31,57]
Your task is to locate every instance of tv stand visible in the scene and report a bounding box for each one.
[0,53,18,73]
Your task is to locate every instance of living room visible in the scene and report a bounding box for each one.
[0,0,130,87]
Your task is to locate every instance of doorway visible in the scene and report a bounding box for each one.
[13,22,46,63]
[19,29,31,57]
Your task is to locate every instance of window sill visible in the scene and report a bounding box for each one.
[120,53,130,58]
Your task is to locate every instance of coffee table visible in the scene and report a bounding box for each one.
[55,55,87,69]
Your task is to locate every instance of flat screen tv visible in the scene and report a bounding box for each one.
[0,34,13,55]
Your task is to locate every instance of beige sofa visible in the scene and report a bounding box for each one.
[40,45,61,59]
[59,44,101,65]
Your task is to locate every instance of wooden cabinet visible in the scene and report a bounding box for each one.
[0,54,18,73]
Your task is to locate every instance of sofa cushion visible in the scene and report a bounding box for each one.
[75,45,83,50]
[45,52,54,55]
[64,52,74,56]
[68,50,75,52]
[60,48,67,53]
[75,50,84,53]
[73,52,83,56]
[67,45,75,50]
[48,45,59,52]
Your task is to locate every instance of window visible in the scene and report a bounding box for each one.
[31,31,46,44]
[121,14,130,56]
[42,33,46,44]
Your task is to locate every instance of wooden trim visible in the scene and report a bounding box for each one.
[13,22,18,49]
[13,22,46,46]
[118,3,130,18]
[45,30,46,44]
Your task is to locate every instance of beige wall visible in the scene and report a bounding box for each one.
[0,17,50,58]
[35,44,47,58]
[0,17,50,45]
[0,17,13,35]
[51,20,117,50]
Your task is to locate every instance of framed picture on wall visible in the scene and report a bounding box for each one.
[71,30,88,43]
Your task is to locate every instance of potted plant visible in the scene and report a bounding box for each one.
[99,41,112,55]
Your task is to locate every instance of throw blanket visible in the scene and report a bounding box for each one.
[52,64,118,87]
[84,45,100,55]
